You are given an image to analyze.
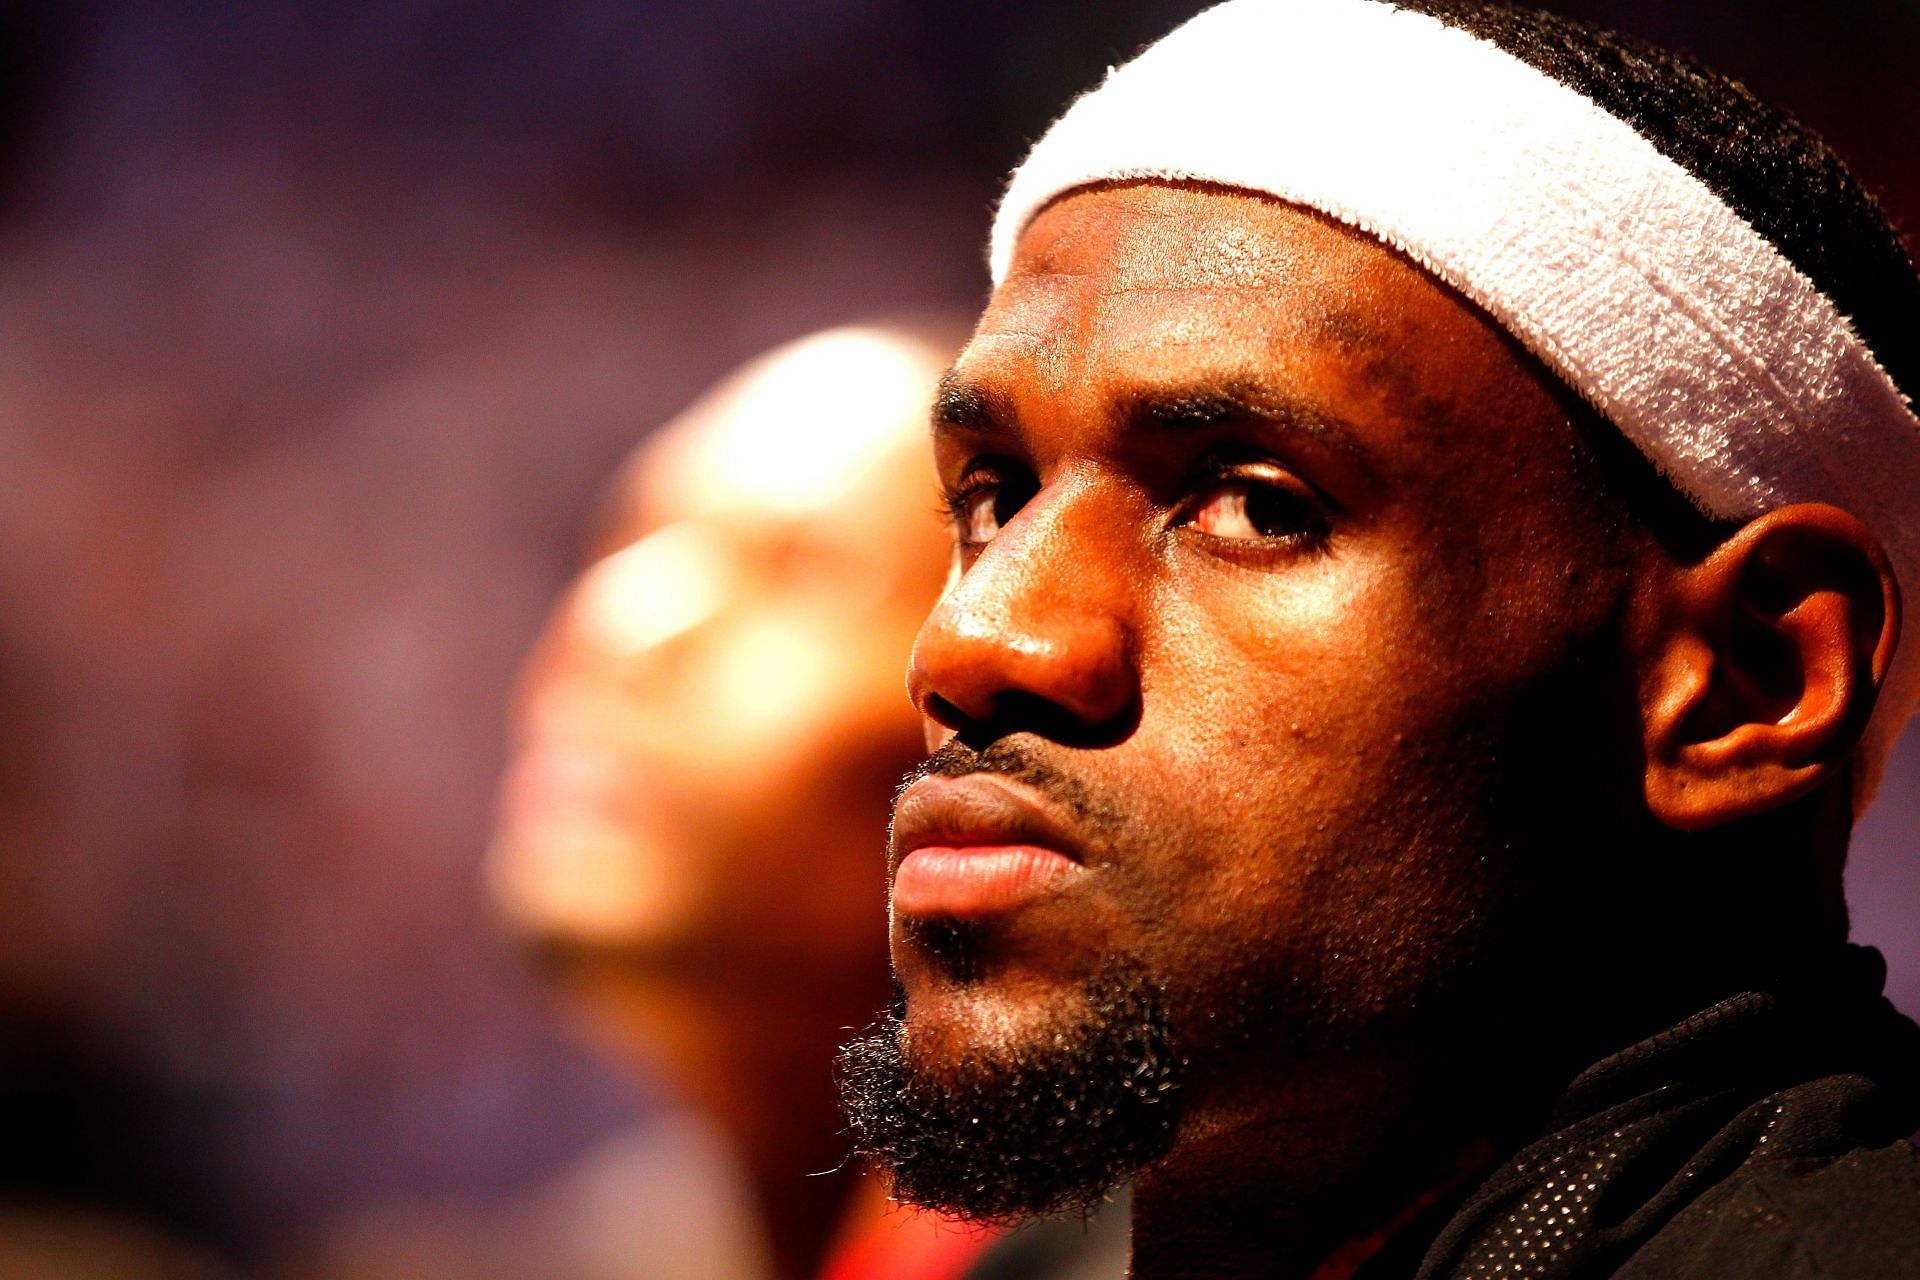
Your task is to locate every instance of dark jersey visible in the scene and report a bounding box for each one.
[1367,947,1920,1279]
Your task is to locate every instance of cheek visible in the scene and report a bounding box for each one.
[1146,549,1428,826]
[679,615,853,757]
[1123,546,1507,997]
[676,611,921,849]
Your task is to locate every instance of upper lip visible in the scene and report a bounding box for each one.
[889,773,1088,867]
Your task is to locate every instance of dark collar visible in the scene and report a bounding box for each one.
[1398,946,1920,1279]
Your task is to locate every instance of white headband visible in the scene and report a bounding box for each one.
[989,0,1920,808]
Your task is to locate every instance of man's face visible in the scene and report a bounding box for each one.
[488,333,952,999]
[879,184,1653,1185]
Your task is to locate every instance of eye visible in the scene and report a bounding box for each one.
[958,485,1004,546]
[1181,468,1328,545]
[942,464,1036,552]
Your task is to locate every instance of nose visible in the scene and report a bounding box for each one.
[908,478,1139,742]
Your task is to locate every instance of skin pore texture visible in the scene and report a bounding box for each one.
[486,326,958,1280]
[856,183,1898,1279]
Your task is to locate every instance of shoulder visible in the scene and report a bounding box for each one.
[1615,1140,1920,1279]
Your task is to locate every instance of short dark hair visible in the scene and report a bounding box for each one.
[1397,0,1920,410]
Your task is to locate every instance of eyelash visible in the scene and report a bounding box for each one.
[938,451,1329,557]
[939,460,1032,551]
[936,475,987,529]
[1177,454,1332,551]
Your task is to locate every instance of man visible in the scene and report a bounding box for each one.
[480,324,1127,1280]
[836,3,1920,1277]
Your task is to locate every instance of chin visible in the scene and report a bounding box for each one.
[899,986,1083,1080]
[839,957,1186,1222]
[891,953,1089,1079]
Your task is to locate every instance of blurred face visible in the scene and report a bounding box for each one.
[488,331,952,995]
[865,185,1652,1205]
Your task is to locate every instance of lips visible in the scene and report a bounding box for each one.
[889,773,1087,919]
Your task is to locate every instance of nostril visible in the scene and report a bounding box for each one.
[986,688,1140,749]
[934,688,1142,752]
[923,692,969,729]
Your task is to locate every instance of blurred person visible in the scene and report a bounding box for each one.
[838,3,1920,1278]
[488,323,1129,1280]
[307,324,1126,1280]
[486,324,962,1276]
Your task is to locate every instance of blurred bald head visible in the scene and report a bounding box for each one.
[487,324,958,999]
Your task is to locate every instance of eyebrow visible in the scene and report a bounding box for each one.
[932,369,1015,436]
[933,371,1372,465]
[1116,382,1367,457]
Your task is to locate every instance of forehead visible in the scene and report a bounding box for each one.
[641,330,941,523]
[957,182,1558,460]
[590,330,946,562]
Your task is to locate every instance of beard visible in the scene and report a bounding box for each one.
[834,958,1185,1224]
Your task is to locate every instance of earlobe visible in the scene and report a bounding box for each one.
[1641,504,1898,830]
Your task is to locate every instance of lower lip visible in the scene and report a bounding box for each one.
[892,845,1081,919]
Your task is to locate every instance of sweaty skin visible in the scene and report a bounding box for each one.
[894,183,1689,1277]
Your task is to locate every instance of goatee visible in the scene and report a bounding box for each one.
[834,961,1185,1223]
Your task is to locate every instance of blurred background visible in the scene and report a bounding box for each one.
[0,0,1914,1273]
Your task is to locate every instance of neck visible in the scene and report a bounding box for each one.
[1130,1162,1332,1279]
[1124,932,1843,1280]
[563,965,889,1280]
[1126,1055,1498,1280]
[1133,1133,1490,1280]
[734,1083,866,1280]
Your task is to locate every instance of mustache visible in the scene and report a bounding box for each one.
[899,739,1126,844]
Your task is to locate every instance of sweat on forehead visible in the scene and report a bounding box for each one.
[1001,183,1399,361]
[968,189,1546,458]
[1007,181,1359,296]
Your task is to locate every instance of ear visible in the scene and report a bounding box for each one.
[1641,503,1899,830]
